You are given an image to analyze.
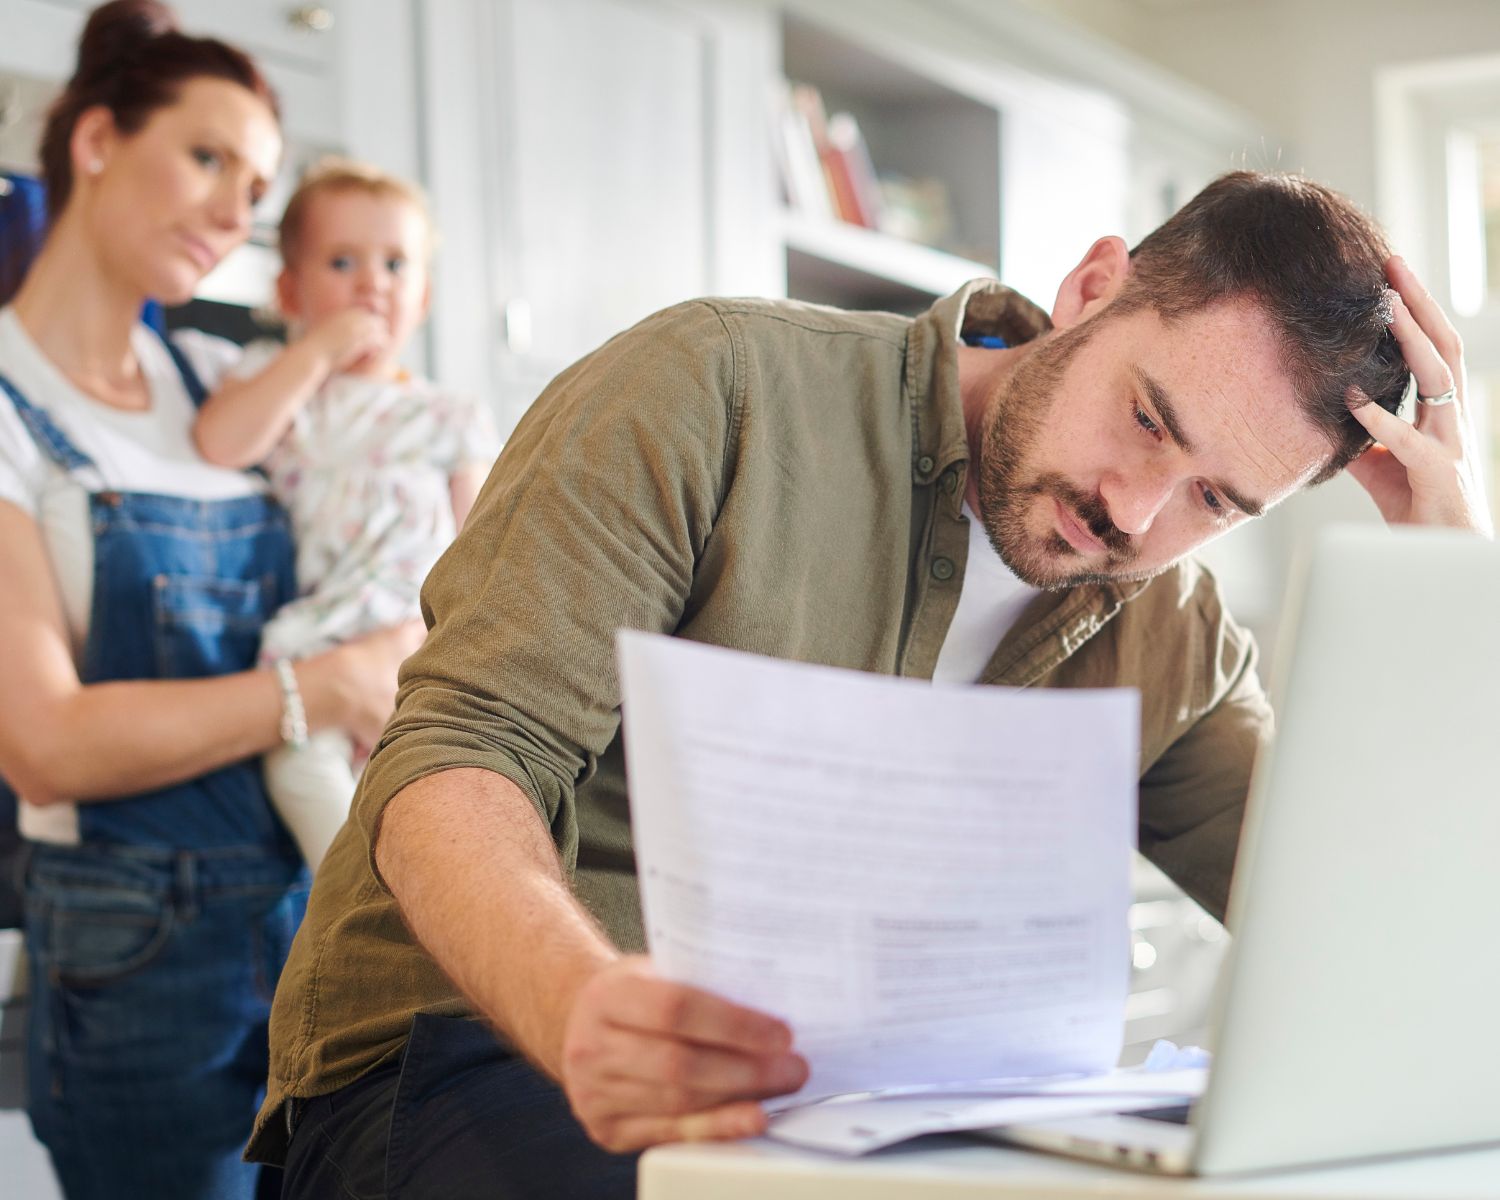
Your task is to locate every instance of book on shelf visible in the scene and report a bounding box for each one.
[773,81,834,221]
[825,111,884,229]
[775,80,884,230]
[772,79,970,265]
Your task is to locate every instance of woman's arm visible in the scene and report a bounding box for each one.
[0,501,422,805]
[193,309,387,469]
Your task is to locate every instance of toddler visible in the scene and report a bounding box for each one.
[196,158,500,869]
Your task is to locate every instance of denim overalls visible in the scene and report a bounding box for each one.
[0,335,308,1200]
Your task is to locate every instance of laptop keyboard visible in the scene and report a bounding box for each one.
[1132,1104,1193,1125]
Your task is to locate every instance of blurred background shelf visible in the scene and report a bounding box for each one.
[781,211,995,311]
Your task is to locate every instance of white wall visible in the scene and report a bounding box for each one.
[1016,0,1500,207]
[1121,0,1500,209]
[1140,1,1500,649]
[1009,0,1500,656]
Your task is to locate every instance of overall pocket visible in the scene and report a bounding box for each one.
[151,572,277,679]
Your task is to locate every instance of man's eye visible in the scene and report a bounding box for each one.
[191,147,223,172]
[1201,486,1226,516]
[1133,405,1162,439]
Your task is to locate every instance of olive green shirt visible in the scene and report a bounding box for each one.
[249,281,1270,1163]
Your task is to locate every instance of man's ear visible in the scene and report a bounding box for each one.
[1051,236,1131,330]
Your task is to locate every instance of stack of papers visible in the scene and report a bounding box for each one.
[767,1065,1207,1154]
[618,633,1190,1155]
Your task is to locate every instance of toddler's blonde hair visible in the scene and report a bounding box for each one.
[278,156,436,264]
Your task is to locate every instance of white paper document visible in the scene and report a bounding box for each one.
[766,1066,1208,1155]
[618,632,1140,1110]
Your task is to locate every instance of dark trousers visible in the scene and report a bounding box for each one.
[282,1013,640,1199]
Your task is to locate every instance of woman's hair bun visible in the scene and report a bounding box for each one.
[76,1,180,77]
[38,0,277,219]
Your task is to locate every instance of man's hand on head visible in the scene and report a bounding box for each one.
[1346,256,1493,537]
[559,955,809,1153]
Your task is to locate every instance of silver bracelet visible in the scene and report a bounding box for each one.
[273,658,309,748]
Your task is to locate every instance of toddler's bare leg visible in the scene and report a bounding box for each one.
[264,730,358,871]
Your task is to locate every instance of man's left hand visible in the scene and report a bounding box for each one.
[1346,255,1493,537]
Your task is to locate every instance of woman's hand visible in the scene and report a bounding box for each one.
[299,619,427,750]
[1346,256,1493,537]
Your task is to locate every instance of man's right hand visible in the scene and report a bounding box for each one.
[559,955,809,1153]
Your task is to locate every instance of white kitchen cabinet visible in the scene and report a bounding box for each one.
[0,0,345,146]
[419,0,778,431]
[772,0,1257,319]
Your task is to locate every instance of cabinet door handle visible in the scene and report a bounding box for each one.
[503,299,533,356]
[286,5,335,33]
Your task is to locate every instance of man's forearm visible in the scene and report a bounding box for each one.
[374,766,618,1078]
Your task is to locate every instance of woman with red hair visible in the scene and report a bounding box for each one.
[0,4,418,1195]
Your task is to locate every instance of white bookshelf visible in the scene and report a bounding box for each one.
[774,6,1140,313]
[777,10,1002,313]
[781,211,995,311]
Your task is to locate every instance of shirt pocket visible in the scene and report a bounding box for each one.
[151,572,279,679]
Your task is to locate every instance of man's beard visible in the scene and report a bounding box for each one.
[975,322,1145,590]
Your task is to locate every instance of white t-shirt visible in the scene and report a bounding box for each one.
[0,307,250,842]
[931,502,1041,684]
[0,307,251,653]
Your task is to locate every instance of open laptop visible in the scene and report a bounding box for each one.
[988,525,1500,1176]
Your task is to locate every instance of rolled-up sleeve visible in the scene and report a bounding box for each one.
[353,301,741,884]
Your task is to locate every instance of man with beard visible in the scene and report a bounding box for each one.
[253,172,1490,1198]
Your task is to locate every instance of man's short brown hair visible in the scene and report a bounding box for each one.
[1115,171,1407,485]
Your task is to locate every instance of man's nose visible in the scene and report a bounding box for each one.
[1098,469,1172,538]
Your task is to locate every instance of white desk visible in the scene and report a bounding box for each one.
[640,1136,1500,1199]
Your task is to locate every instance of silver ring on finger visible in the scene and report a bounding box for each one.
[1418,385,1458,407]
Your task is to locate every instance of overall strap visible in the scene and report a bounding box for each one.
[155,328,208,408]
[0,370,97,472]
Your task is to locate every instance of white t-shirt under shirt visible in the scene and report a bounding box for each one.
[931,502,1042,684]
[0,306,249,842]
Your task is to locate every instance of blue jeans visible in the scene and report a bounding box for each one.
[24,843,307,1199]
[282,1013,640,1199]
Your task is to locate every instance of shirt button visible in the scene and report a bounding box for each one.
[931,556,955,581]
[916,454,935,475]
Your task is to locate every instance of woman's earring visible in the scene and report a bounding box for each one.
[86,158,103,175]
